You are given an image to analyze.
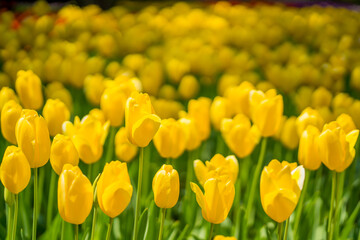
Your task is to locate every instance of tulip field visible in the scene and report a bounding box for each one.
[1,1,360,240]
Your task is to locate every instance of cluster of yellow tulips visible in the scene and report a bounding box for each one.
[0,1,360,240]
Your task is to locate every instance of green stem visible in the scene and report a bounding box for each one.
[184,150,197,226]
[285,149,293,162]
[283,219,289,240]
[293,169,310,239]
[105,126,116,163]
[243,137,268,239]
[132,147,144,240]
[87,164,93,183]
[106,218,114,240]
[208,223,214,240]
[233,156,245,238]
[90,206,97,240]
[327,171,337,240]
[334,172,344,239]
[61,220,65,240]
[278,222,284,240]
[74,224,79,240]
[7,198,14,240]
[12,194,18,240]
[32,168,38,240]
[158,208,166,240]
[46,171,56,227]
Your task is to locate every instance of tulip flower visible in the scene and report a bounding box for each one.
[311,87,332,108]
[153,118,187,159]
[50,134,79,175]
[296,107,324,136]
[194,154,239,186]
[221,114,260,158]
[191,177,235,224]
[214,236,237,240]
[179,117,202,151]
[100,86,127,127]
[0,146,31,194]
[178,75,200,100]
[115,127,138,162]
[0,87,19,112]
[336,113,356,134]
[84,74,106,106]
[298,125,322,170]
[45,82,73,111]
[97,161,133,218]
[58,164,93,225]
[1,100,22,144]
[43,99,70,137]
[15,70,43,110]
[249,89,283,137]
[260,159,305,223]
[210,97,234,131]
[280,116,299,150]
[224,81,255,117]
[125,92,161,147]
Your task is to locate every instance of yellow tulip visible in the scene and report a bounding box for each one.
[311,86,332,108]
[221,114,260,158]
[298,125,322,170]
[179,117,202,151]
[43,99,70,137]
[260,159,305,223]
[194,154,239,186]
[153,118,187,159]
[191,177,235,224]
[115,127,138,162]
[249,89,283,137]
[63,114,109,164]
[88,108,106,124]
[58,164,93,224]
[83,74,106,106]
[0,146,31,194]
[50,134,79,175]
[1,100,22,144]
[0,87,19,112]
[280,116,299,150]
[15,109,51,168]
[214,236,237,240]
[15,70,43,110]
[151,98,184,120]
[45,82,73,111]
[100,86,127,127]
[152,164,180,209]
[224,81,255,117]
[336,113,356,134]
[210,96,234,131]
[97,161,133,218]
[178,75,200,100]
[319,121,359,172]
[125,92,161,147]
[296,107,324,136]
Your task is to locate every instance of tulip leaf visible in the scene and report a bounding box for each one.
[144,201,159,240]
[137,208,149,240]
[340,201,360,240]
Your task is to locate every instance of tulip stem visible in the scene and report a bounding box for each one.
[90,206,98,240]
[278,222,284,240]
[12,194,18,240]
[74,224,79,240]
[327,171,337,240]
[184,150,196,226]
[293,169,310,240]
[46,171,56,228]
[106,218,113,240]
[208,223,214,240]
[334,172,344,239]
[243,137,268,239]
[61,220,65,240]
[7,194,14,240]
[87,164,93,182]
[32,167,38,240]
[283,219,289,240]
[132,147,144,240]
[158,208,166,240]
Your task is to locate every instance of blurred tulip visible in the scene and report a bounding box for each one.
[125,92,161,147]
[0,146,31,194]
[43,99,70,137]
[336,113,356,134]
[296,107,324,136]
[214,236,237,240]
[84,74,106,106]
[224,81,254,117]
[210,96,234,131]
[15,70,43,110]
[15,109,51,168]
[1,100,22,144]
[0,87,18,112]
[88,108,106,124]
[115,127,138,162]
[50,134,79,175]
[260,160,305,223]
[194,154,238,186]
[178,75,200,100]
[350,66,360,90]
[191,177,235,224]
[151,98,184,120]
[298,125,322,170]
[152,164,180,208]
[100,86,127,127]
[311,87,332,108]
[179,117,202,151]
[97,161,133,218]
[280,116,299,150]
[58,164,93,224]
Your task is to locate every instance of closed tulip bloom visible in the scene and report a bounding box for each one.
[179,117,202,151]
[260,160,305,223]
[97,161,133,218]
[214,236,237,240]
[296,107,324,136]
[153,118,187,159]
[336,113,356,134]
[319,121,359,172]
[1,100,22,144]
[125,92,161,147]
[15,109,51,168]
[58,164,93,224]
[152,164,180,209]
[50,134,79,175]
[100,86,127,127]
[194,154,239,186]
[83,74,106,106]
[0,146,31,194]
[280,116,299,150]
[249,89,283,137]
[298,125,322,170]
[210,97,234,131]
[0,87,19,112]
[43,99,70,137]
[115,127,138,162]
[224,81,255,117]
[15,70,43,110]
[311,87,332,108]
[178,75,200,100]
[221,114,260,158]
[191,177,235,224]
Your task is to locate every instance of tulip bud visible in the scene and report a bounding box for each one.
[280,116,299,150]
[1,100,22,144]
[58,164,93,224]
[152,164,180,209]
[179,117,202,151]
[298,125,321,170]
[0,146,31,194]
[15,109,51,168]
[191,177,235,224]
[50,134,79,175]
[178,75,200,100]
[224,81,255,117]
[97,161,133,218]
[115,127,138,162]
[311,87,332,108]
[125,92,161,147]
[100,86,127,127]
[43,99,70,137]
[0,87,19,112]
[210,97,234,131]
[260,160,305,223]
[15,70,43,110]
[296,107,324,136]
[45,82,73,111]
